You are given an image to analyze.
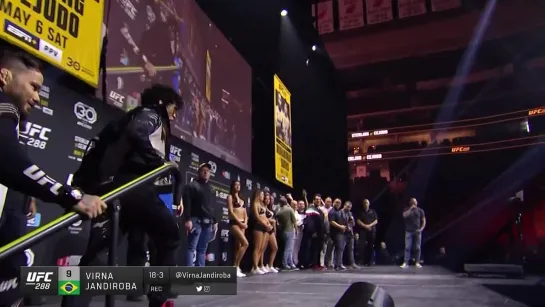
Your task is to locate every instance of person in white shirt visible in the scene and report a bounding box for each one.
[293,200,306,266]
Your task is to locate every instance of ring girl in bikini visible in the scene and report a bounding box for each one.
[250,189,273,274]
[259,192,278,273]
[227,180,249,278]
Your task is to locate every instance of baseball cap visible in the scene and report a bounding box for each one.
[198,162,212,170]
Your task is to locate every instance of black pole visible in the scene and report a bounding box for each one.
[105,199,121,307]
[100,34,109,104]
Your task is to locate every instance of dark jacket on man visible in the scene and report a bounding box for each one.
[303,206,324,239]
[73,106,182,205]
[182,179,217,222]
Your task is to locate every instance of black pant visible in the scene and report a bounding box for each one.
[299,233,322,268]
[61,178,181,307]
[359,230,376,265]
[126,228,152,267]
[0,207,27,307]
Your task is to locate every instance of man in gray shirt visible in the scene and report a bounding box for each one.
[401,198,426,268]
[276,196,298,270]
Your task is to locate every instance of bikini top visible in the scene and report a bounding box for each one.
[233,196,244,208]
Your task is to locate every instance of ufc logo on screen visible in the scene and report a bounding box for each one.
[26,272,53,283]
[170,146,182,157]
[109,91,125,104]
[451,146,470,153]
[528,108,544,116]
[21,123,50,140]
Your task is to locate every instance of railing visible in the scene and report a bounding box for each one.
[0,162,180,307]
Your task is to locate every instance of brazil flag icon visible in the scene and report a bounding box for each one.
[58,281,80,295]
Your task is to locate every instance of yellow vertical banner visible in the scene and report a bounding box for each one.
[205,50,212,102]
[273,75,293,187]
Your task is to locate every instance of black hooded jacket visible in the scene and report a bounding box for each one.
[0,93,80,209]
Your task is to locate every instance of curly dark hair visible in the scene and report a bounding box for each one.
[140,84,183,109]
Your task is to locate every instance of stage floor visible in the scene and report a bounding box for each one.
[41,265,545,307]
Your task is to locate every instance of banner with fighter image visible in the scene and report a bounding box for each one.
[273,75,293,188]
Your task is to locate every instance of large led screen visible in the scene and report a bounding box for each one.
[103,0,252,171]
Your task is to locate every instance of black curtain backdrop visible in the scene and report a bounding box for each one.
[10,69,283,269]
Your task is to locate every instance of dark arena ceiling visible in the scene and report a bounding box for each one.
[319,0,545,131]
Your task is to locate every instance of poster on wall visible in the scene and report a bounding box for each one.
[273,75,293,188]
[365,0,394,25]
[312,1,335,34]
[0,0,105,87]
[398,0,427,19]
[338,0,365,31]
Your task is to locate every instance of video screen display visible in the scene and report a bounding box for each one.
[103,0,252,171]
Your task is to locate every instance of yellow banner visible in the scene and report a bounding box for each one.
[205,50,211,102]
[1,0,105,87]
[273,74,293,187]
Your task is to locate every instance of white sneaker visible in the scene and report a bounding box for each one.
[236,267,246,277]
[267,266,278,273]
[252,268,265,275]
[260,266,269,273]
[416,263,423,268]
[237,270,246,277]
[400,263,409,269]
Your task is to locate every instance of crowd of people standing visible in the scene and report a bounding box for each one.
[225,186,428,276]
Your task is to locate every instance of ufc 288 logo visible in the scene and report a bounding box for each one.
[19,122,51,150]
[22,268,56,293]
[26,272,53,283]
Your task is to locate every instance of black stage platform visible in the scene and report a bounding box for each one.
[41,266,545,307]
